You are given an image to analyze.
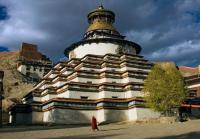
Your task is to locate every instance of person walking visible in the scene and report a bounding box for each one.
[91,116,99,131]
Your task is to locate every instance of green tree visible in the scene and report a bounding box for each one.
[143,63,187,116]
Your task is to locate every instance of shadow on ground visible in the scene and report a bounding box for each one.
[0,125,88,133]
[40,133,121,139]
[100,127,127,131]
[146,131,200,139]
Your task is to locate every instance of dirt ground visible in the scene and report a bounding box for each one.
[0,119,200,139]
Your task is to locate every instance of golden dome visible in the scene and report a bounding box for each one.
[86,5,118,33]
[86,21,117,32]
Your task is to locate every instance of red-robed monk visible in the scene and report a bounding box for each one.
[91,116,99,131]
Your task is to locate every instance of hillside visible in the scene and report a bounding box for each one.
[0,52,35,112]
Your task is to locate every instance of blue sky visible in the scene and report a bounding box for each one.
[0,46,9,51]
[0,0,200,66]
[0,5,7,20]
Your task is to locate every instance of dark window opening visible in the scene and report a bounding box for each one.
[26,66,30,71]
[112,96,118,98]
[26,72,30,77]
[189,91,197,97]
[81,96,88,99]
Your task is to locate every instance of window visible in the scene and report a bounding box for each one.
[45,69,50,73]
[87,81,92,84]
[81,96,88,100]
[112,96,118,98]
[26,72,30,77]
[39,68,42,72]
[26,66,30,71]
[189,91,197,97]
[33,67,36,71]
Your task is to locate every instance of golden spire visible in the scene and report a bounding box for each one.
[86,5,119,34]
[98,3,104,9]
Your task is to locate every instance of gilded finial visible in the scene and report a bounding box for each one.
[98,4,104,9]
[98,0,104,9]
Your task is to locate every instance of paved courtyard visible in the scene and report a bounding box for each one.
[0,119,200,139]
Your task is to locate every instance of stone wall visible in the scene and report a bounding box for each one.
[43,109,96,124]
[11,113,32,125]
[134,108,160,120]
[10,111,43,125]
[41,107,160,125]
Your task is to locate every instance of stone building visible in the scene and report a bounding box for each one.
[179,65,200,98]
[179,66,200,117]
[17,43,53,80]
[9,5,160,125]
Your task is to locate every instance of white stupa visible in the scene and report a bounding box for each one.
[9,5,160,124]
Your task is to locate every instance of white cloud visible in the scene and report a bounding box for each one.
[126,31,155,44]
[147,40,200,62]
